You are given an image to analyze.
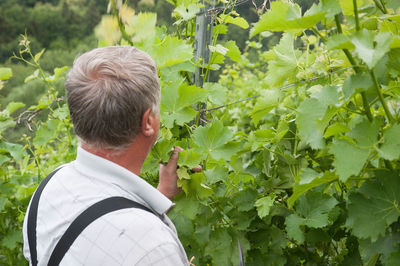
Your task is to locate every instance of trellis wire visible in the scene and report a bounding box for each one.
[202,67,352,113]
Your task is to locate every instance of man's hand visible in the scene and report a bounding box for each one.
[158,147,183,200]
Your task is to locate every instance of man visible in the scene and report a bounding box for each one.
[23,46,189,265]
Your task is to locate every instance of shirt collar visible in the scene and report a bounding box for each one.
[74,146,173,215]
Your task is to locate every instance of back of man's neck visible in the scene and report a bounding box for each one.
[81,141,148,176]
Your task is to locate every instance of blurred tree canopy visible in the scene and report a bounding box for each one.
[0,0,317,108]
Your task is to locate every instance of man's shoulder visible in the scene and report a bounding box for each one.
[65,208,183,265]
[94,207,175,243]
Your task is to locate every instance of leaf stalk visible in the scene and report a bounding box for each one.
[370,70,395,123]
[334,14,373,122]
[311,27,326,42]
[353,0,360,31]
[379,0,388,13]
[373,0,388,14]
[112,1,134,46]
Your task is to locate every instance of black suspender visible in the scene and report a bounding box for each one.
[27,168,158,266]
[48,197,155,265]
[28,168,63,266]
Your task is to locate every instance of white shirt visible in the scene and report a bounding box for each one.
[22,147,189,266]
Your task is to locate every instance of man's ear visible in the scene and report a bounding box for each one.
[141,108,156,137]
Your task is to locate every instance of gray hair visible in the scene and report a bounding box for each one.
[65,46,160,150]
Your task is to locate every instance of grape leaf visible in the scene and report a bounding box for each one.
[351,29,392,69]
[0,120,15,135]
[359,234,400,265]
[160,61,195,83]
[324,123,350,138]
[0,154,10,165]
[310,86,339,107]
[224,41,242,62]
[161,80,207,128]
[94,15,121,46]
[342,73,373,101]
[1,230,22,250]
[288,171,338,208]
[33,120,61,147]
[346,171,400,241]
[247,129,274,151]
[34,48,45,62]
[286,214,306,243]
[170,213,193,239]
[346,118,381,147]
[118,5,135,23]
[286,191,338,243]
[250,89,280,125]
[24,69,39,83]
[387,252,400,266]
[232,188,258,212]
[329,139,370,182]
[153,36,193,69]
[0,67,12,80]
[319,0,342,17]
[173,3,201,24]
[262,33,300,86]
[178,149,202,168]
[251,1,324,36]
[255,194,276,218]
[0,197,7,212]
[53,104,69,120]
[327,34,355,50]
[181,172,213,199]
[205,229,232,265]
[194,225,210,246]
[203,82,227,106]
[298,168,321,185]
[296,98,327,149]
[231,210,256,230]
[204,165,229,185]
[378,124,400,160]
[212,141,241,161]
[177,168,191,181]
[0,141,27,161]
[229,171,254,186]
[220,14,249,29]
[128,12,157,45]
[192,120,235,161]
[173,194,201,220]
[47,66,68,82]
[209,44,228,56]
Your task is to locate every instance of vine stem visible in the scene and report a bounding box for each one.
[113,1,134,46]
[312,27,326,42]
[373,0,388,14]
[370,70,395,124]
[334,15,373,122]
[202,0,240,84]
[379,0,388,13]
[353,0,360,31]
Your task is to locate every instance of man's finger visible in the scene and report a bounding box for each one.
[192,165,202,172]
[167,146,183,167]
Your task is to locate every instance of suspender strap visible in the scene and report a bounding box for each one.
[28,168,63,266]
[27,168,160,266]
[48,196,156,265]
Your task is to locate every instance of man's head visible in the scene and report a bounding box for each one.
[65,46,160,150]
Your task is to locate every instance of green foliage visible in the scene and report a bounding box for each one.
[2,0,400,265]
[0,68,12,80]
[285,191,338,243]
[0,36,75,265]
[346,171,400,241]
[0,0,103,63]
